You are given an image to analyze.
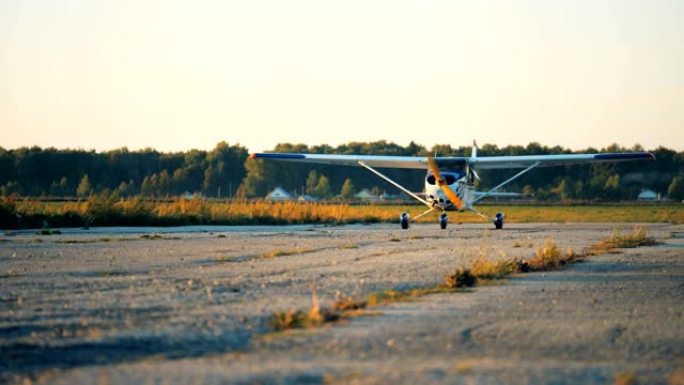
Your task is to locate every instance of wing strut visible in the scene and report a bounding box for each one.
[357,161,431,208]
[413,207,436,221]
[471,162,540,205]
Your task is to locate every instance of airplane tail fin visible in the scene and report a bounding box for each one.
[468,141,481,182]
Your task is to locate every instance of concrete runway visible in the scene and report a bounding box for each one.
[1,223,683,384]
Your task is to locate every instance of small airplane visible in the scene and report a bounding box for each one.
[250,142,654,229]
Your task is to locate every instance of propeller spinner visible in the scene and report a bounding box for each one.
[427,157,465,210]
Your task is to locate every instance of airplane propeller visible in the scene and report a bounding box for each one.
[427,157,465,210]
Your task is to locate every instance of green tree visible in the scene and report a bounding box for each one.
[314,175,331,198]
[140,176,153,197]
[158,170,171,197]
[49,177,69,196]
[115,181,129,197]
[340,178,356,199]
[522,185,535,197]
[668,176,684,201]
[148,174,160,197]
[203,165,219,196]
[573,180,586,200]
[76,175,92,197]
[116,180,136,197]
[305,170,319,195]
[603,174,622,200]
[240,158,276,198]
[552,179,573,200]
[201,142,249,197]
[1,181,22,196]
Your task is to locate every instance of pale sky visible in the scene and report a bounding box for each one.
[1,0,683,153]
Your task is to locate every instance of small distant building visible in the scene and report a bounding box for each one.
[637,189,659,201]
[297,195,316,202]
[184,191,204,200]
[354,188,381,202]
[380,192,399,201]
[266,187,293,201]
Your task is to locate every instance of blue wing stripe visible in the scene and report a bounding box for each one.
[594,153,655,160]
[252,153,306,160]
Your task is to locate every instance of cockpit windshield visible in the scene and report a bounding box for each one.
[426,173,460,185]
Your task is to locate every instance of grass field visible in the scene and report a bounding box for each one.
[2,196,683,229]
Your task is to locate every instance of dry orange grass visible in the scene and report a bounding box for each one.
[444,267,477,288]
[470,257,518,280]
[12,198,684,227]
[527,239,584,271]
[592,226,657,252]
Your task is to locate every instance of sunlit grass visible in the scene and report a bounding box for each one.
[469,257,518,280]
[527,239,584,271]
[8,197,684,229]
[592,226,658,252]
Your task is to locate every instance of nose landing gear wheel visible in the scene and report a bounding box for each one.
[439,213,448,229]
[494,212,504,230]
[400,212,409,229]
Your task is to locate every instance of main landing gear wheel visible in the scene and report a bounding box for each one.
[439,213,448,230]
[400,212,409,230]
[493,212,504,230]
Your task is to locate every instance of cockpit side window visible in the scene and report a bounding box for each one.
[426,175,436,185]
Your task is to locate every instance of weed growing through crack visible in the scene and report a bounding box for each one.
[470,256,517,280]
[592,226,657,252]
[444,267,477,288]
[526,239,583,271]
[272,288,340,331]
[270,229,657,333]
[35,229,61,235]
[366,287,454,307]
[338,243,359,250]
[257,248,315,259]
[614,372,637,385]
[332,296,367,312]
[139,233,181,240]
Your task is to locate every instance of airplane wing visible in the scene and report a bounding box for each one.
[250,152,654,170]
[250,153,467,169]
[468,152,655,169]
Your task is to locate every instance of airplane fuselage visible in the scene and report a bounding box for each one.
[424,170,473,211]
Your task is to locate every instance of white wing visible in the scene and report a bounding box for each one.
[250,153,466,169]
[250,152,654,170]
[469,152,655,169]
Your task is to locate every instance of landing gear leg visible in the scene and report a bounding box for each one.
[439,213,448,230]
[493,212,504,230]
[400,212,409,230]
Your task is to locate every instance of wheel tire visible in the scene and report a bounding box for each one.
[400,213,409,230]
[439,213,448,230]
[494,212,504,230]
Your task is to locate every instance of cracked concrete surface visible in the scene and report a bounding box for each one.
[1,223,683,384]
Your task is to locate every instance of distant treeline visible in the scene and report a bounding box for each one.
[1,141,684,201]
